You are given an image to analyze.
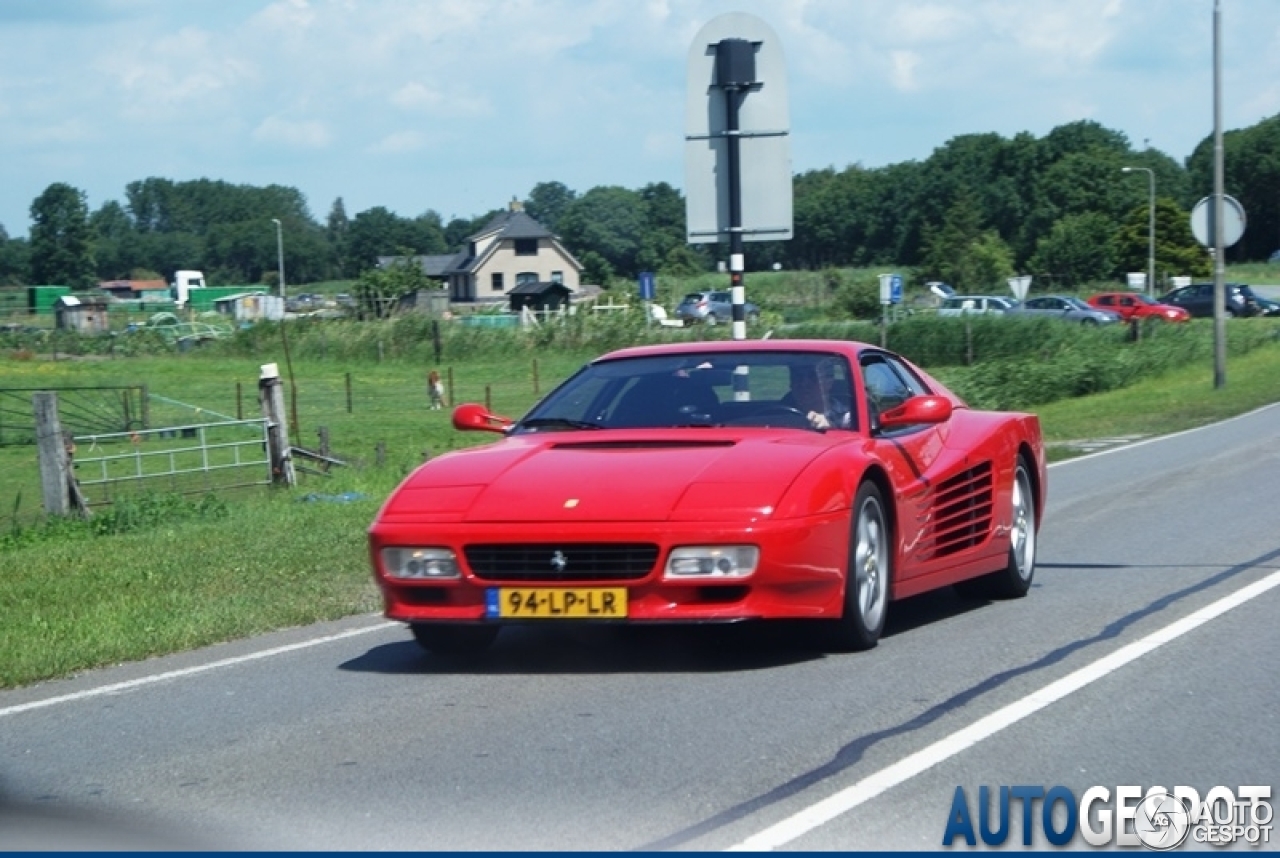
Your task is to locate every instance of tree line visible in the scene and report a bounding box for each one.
[1,115,1277,295]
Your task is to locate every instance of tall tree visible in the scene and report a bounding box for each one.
[524,181,577,233]
[327,197,351,276]
[1187,113,1280,261]
[345,206,444,273]
[29,183,96,288]
[1115,198,1209,286]
[636,182,686,274]
[0,227,31,286]
[555,186,647,281]
[1027,212,1117,288]
[90,200,146,280]
[917,193,985,289]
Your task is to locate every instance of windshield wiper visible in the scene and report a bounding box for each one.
[518,416,603,432]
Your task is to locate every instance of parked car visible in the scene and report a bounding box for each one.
[936,295,1016,316]
[1007,295,1122,325]
[1086,292,1190,323]
[1253,294,1280,317]
[673,291,760,325]
[368,339,1046,656]
[1158,283,1263,318]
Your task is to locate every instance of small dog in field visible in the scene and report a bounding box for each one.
[427,370,445,410]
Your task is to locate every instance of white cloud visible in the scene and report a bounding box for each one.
[889,51,922,92]
[252,116,331,148]
[366,130,427,155]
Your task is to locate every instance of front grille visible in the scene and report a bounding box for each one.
[465,543,659,582]
[930,461,994,557]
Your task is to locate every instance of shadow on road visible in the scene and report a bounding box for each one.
[339,585,992,676]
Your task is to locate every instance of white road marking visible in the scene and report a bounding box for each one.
[0,620,397,718]
[729,567,1280,851]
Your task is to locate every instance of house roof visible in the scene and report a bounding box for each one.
[379,206,582,279]
[451,209,582,275]
[507,280,572,296]
[466,209,554,242]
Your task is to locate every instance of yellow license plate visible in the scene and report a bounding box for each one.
[486,587,628,619]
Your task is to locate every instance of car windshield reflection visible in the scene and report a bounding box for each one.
[511,351,856,433]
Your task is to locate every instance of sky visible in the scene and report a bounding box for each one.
[2,0,1278,239]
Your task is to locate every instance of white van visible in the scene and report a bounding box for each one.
[937,295,1015,317]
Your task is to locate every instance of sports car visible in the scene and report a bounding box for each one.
[368,339,1046,656]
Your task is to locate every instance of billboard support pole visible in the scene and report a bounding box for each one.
[714,38,754,343]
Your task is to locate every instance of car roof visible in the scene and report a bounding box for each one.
[598,338,869,363]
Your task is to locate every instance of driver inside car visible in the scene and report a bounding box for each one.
[784,361,853,431]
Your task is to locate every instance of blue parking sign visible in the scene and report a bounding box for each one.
[638,271,656,301]
[890,274,902,305]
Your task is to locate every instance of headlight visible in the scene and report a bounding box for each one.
[381,547,460,579]
[664,546,759,579]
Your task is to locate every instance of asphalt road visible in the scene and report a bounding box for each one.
[2,404,1278,851]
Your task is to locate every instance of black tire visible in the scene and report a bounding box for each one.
[955,456,1037,600]
[824,481,890,651]
[705,312,719,326]
[410,623,499,656]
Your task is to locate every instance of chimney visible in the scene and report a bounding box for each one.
[509,196,524,212]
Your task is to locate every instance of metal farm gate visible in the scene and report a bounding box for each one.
[71,418,272,508]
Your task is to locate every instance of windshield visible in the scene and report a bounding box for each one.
[513,351,856,433]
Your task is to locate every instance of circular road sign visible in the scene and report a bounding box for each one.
[1190,195,1246,248]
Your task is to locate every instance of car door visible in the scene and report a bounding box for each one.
[1018,297,1052,318]
[857,352,956,587]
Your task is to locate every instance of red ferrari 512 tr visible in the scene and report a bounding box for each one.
[368,339,1046,655]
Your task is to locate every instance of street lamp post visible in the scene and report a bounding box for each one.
[1121,167,1155,297]
[271,218,285,299]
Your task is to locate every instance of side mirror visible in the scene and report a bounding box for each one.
[452,403,514,434]
[878,395,953,429]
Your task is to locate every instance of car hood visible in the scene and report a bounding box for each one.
[377,432,840,524]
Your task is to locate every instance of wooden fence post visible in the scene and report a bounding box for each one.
[34,392,70,516]
[257,363,296,487]
[33,392,87,517]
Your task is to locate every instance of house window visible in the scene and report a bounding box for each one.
[516,272,538,286]
[514,238,538,256]
[550,271,564,284]
[491,272,504,291]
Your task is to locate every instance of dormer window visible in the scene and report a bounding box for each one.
[514,238,538,256]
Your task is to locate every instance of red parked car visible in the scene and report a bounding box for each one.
[368,339,1047,656]
[1087,292,1190,322]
